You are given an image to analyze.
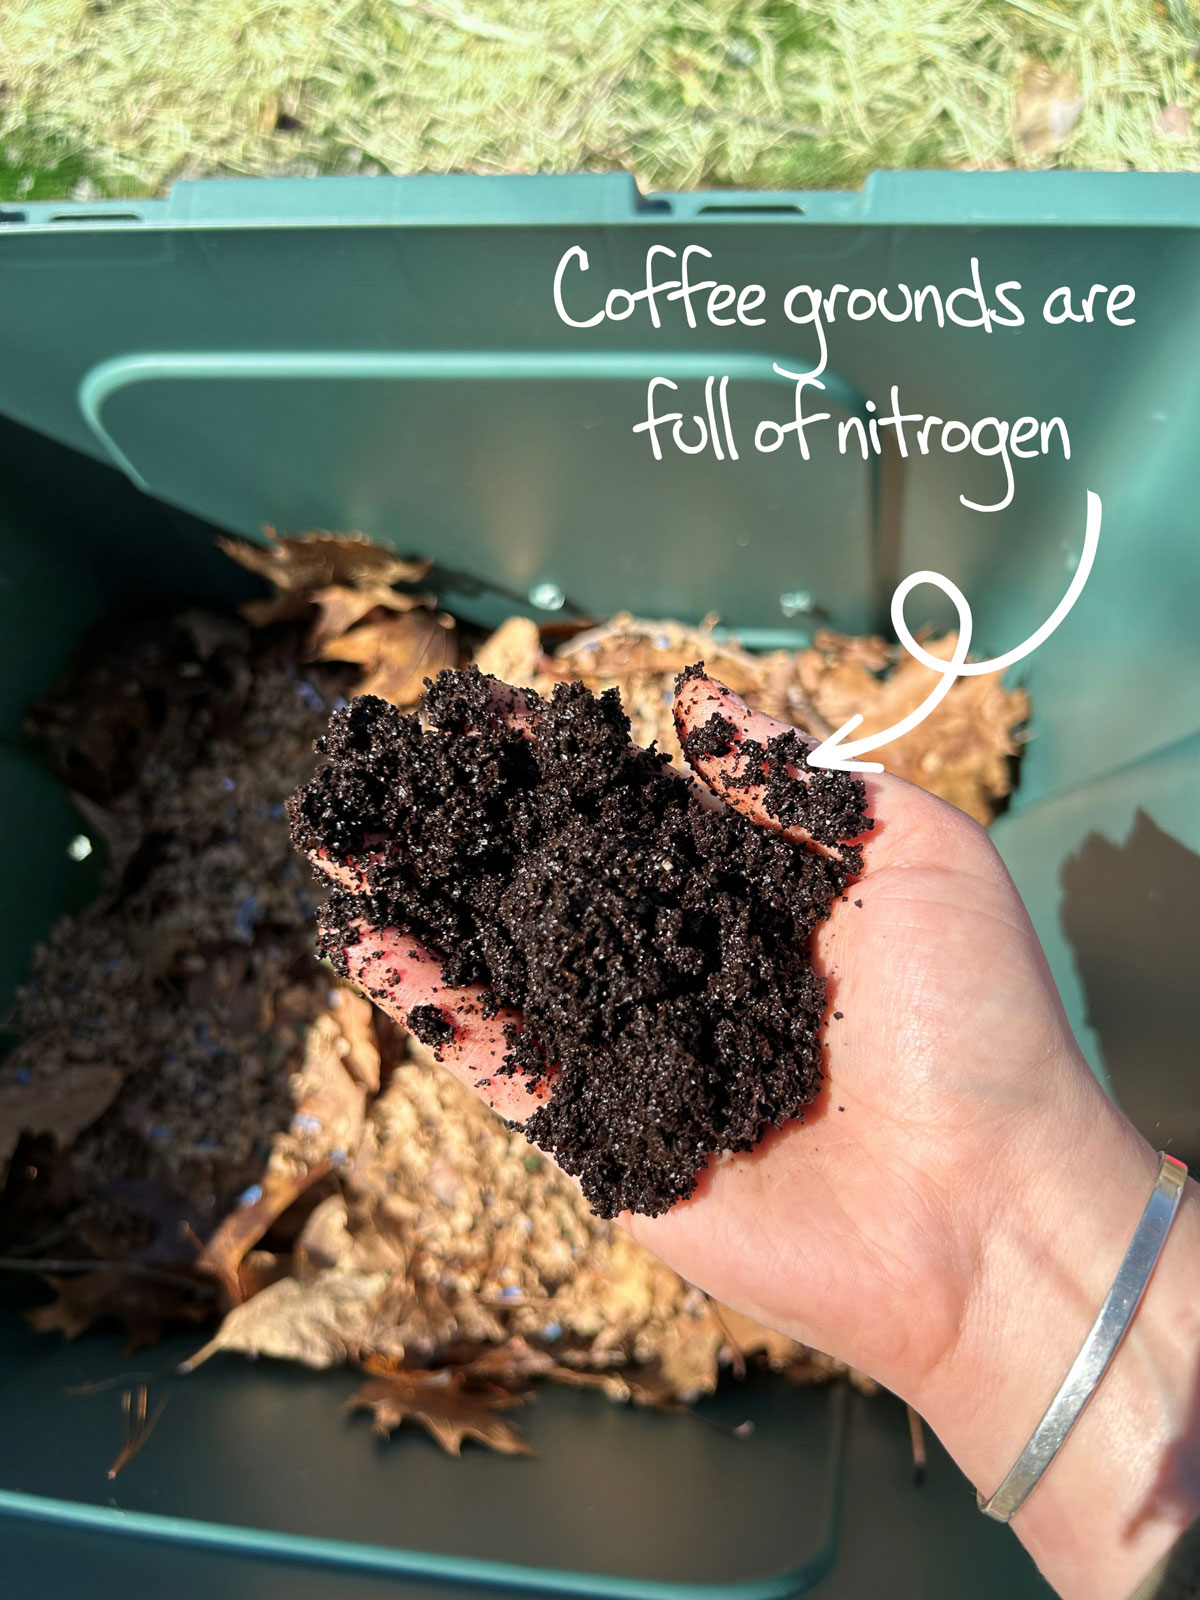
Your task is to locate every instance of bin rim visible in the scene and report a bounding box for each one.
[3,169,1200,235]
[0,1377,845,1600]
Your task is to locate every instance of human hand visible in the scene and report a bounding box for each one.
[305,671,1200,1600]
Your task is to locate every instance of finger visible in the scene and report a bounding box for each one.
[333,920,549,1124]
[673,670,945,871]
[309,838,381,891]
[420,674,539,740]
[302,679,553,1122]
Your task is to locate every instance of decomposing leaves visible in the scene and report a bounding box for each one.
[28,1268,209,1355]
[796,629,1029,824]
[181,1267,391,1372]
[307,583,429,653]
[0,1063,126,1172]
[506,614,1027,825]
[218,529,432,626]
[219,528,452,706]
[194,1161,333,1306]
[347,1364,532,1456]
[184,1191,386,1371]
[317,610,457,707]
[8,550,1028,1455]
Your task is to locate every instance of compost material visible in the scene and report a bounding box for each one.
[0,530,1028,1453]
[292,670,868,1218]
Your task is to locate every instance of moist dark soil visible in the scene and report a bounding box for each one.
[289,667,869,1219]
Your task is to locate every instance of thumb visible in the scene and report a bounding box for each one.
[672,667,873,862]
[671,667,958,877]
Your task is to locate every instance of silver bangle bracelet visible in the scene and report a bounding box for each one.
[977,1150,1189,1524]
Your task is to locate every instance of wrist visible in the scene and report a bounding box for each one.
[913,1067,1200,1599]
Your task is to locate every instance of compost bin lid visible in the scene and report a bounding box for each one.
[1,169,1199,809]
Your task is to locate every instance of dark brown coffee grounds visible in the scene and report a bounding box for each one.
[673,663,872,860]
[289,666,869,1219]
[680,711,738,763]
[407,1004,457,1057]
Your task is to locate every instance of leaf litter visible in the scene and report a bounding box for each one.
[0,528,1024,1456]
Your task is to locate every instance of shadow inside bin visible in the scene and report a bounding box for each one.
[1060,809,1200,1167]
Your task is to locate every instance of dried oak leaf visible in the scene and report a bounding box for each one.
[219,528,432,620]
[195,1160,333,1306]
[29,1271,209,1356]
[26,1180,213,1352]
[329,985,382,1095]
[307,584,429,654]
[798,629,1028,824]
[348,1365,533,1456]
[318,610,457,707]
[472,616,545,687]
[180,1268,391,1372]
[712,1302,799,1373]
[0,1063,126,1171]
[544,1362,687,1412]
[220,529,430,593]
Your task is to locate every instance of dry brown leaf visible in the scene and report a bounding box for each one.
[544,1361,688,1411]
[1,1064,126,1169]
[307,584,428,653]
[647,1305,723,1402]
[289,1010,371,1161]
[239,591,315,627]
[28,1270,208,1354]
[446,1338,558,1386]
[218,530,431,597]
[195,1161,333,1305]
[320,611,457,707]
[798,630,1028,824]
[347,1366,533,1455]
[472,616,545,686]
[181,1267,390,1371]
[712,1302,799,1370]
[328,985,382,1094]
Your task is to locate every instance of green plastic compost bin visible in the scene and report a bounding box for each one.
[1,171,1198,1600]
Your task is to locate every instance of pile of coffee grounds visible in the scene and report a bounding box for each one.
[289,666,869,1220]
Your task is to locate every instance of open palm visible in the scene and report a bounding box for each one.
[316,671,1115,1403]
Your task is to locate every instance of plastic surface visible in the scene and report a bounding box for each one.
[0,172,1197,1596]
[0,1304,845,1598]
[1,171,1199,807]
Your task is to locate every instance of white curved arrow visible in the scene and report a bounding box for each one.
[805,490,1102,774]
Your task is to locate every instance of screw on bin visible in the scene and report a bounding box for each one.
[779,590,813,618]
[528,582,566,612]
[67,834,93,861]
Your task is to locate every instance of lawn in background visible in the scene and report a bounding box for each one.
[0,0,1196,201]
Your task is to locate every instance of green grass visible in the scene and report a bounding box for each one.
[0,0,1196,202]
